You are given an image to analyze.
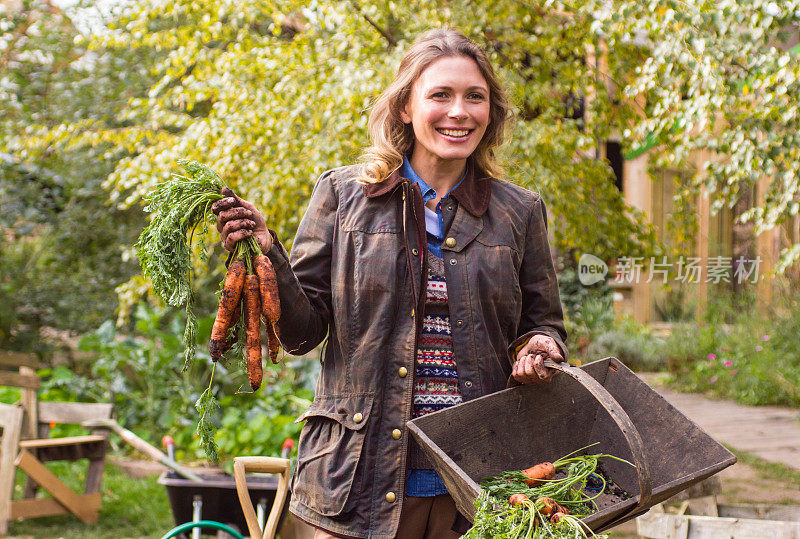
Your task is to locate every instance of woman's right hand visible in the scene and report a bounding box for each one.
[211,187,272,254]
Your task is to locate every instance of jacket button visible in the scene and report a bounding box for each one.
[456,319,463,327]
[445,237,456,248]
[449,258,457,265]
[386,491,396,503]
[353,413,363,423]
[411,248,419,256]
[447,205,454,211]
[398,367,408,378]
[465,380,473,388]
[392,429,402,440]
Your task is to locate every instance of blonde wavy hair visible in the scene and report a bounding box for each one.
[357,28,511,183]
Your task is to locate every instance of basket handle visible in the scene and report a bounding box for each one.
[233,456,291,539]
[543,359,653,510]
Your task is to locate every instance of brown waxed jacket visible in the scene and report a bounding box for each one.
[265,160,567,538]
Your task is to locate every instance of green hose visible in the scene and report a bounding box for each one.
[161,520,245,539]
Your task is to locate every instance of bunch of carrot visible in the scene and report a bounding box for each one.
[463,445,631,538]
[136,159,282,459]
[210,188,282,391]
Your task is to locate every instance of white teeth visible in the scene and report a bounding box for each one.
[438,128,469,137]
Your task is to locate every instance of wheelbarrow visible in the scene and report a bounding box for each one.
[407,357,737,533]
[160,456,291,539]
[84,417,295,538]
[160,439,294,539]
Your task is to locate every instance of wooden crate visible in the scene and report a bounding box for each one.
[637,503,800,538]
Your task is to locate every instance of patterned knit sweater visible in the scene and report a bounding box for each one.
[408,254,463,473]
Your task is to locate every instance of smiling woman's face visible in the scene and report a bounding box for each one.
[400,55,491,167]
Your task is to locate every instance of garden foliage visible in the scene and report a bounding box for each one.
[664,293,800,408]
[0,0,156,346]
[66,305,315,462]
[5,0,800,337]
[571,289,800,408]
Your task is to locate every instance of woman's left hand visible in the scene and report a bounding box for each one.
[512,335,564,385]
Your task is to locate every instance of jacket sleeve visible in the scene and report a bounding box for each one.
[506,194,568,364]
[265,170,338,355]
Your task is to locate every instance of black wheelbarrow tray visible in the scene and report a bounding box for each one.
[407,357,737,532]
[158,469,290,535]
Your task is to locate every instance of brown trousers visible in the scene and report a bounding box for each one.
[312,494,463,539]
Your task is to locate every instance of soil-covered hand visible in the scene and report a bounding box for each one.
[211,187,272,254]
[512,334,564,385]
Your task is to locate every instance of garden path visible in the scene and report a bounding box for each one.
[639,374,800,471]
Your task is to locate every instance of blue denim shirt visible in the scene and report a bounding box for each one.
[400,156,465,258]
[401,156,465,497]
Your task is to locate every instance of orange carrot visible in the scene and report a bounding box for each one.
[522,462,555,487]
[243,274,262,390]
[536,497,558,516]
[550,512,566,523]
[265,318,281,364]
[253,254,280,323]
[253,253,281,363]
[219,301,241,355]
[209,258,246,361]
[508,493,529,506]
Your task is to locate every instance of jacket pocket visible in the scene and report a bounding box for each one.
[473,242,522,335]
[292,393,374,516]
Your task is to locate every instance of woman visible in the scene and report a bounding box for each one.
[213,28,567,539]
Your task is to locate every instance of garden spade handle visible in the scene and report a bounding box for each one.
[82,418,203,482]
[233,456,290,539]
[543,359,653,511]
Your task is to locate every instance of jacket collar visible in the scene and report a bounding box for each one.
[362,158,492,216]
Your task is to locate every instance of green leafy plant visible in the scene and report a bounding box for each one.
[664,289,800,407]
[76,305,317,462]
[653,286,696,323]
[465,445,631,538]
[137,158,227,366]
[195,379,221,461]
[586,317,666,372]
[557,268,613,328]
[76,304,210,445]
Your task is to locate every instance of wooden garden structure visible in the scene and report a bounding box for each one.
[0,350,113,534]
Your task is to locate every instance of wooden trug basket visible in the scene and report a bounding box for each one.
[407,357,736,531]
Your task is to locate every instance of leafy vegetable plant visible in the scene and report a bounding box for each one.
[464,445,632,539]
[137,160,235,363]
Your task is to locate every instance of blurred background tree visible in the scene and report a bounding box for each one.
[7,0,797,325]
[0,0,163,351]
[6,0,668,322]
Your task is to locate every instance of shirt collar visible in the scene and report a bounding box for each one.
[363,156,492,217]
[400,156,437,204]
[400,156,466,206]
